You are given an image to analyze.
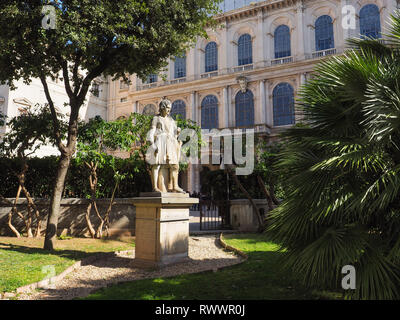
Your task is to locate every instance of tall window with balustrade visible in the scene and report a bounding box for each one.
[201,95,219,129]
[205,42,218,73]
[235,90,254,127]
[171,100,186,120]
[315,15,335,51]
[273,83,295,126]
[274,25,291,58]
[360,4,381,39]
[174,54,186,79]
[238,34,253,66]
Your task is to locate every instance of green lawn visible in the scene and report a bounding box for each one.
[0,237,135,293]
[83,233,343,300]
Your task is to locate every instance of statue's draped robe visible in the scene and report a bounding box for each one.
[149,115,181,165]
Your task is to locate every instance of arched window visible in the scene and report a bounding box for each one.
[273,83,295,126]
[238,34,253,66]
[143,104,157,116]
[146,74,158,83]
[201,95,219,129]
[315,15,334,51]
[205,42,218,72]
[174,54,186,79]
[235,90,254,127]
[171,100,186,119]
[274,25,291,58]
[360,4,381,39]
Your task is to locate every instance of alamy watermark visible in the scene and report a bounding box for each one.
[41,5,57,30]
[341,265,356,290]
[41,265,56,289]
[342,5,357,30]
[145,128,255,176]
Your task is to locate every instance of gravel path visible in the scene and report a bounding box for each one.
[18,235,244,300]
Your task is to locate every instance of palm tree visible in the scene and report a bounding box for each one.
[267,12,400,299]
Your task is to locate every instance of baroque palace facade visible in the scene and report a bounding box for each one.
[107,0,397,193]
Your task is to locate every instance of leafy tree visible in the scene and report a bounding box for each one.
[77,115,138,238]
[199,136,275,231]
[0,0,221,250]
[267,13,400,299]
[0,105,66,237]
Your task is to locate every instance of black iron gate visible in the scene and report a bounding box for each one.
[199,200,231,230]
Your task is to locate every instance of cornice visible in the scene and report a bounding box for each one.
[213,0,303,24]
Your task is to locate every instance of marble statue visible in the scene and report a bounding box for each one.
[147,98,186,193]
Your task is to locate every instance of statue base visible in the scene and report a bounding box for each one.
[131,192,199,268]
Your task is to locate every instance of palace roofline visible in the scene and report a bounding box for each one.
[214,0,302,23]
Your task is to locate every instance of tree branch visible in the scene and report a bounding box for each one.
[39,75,67,154]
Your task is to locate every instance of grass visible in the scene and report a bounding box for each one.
[0,236,135,293]
[83,233,343,300]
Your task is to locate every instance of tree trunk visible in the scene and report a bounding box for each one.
[25,204,33,238]
[44,154,71,250]
[256,175,274,211]
[4,186,22,238]
[93,201,105,239]
[20,185,42,238]
[85,202,96,238]
[8,210,21,238]
[102,182,119,238]
[40,74,88,250]
[270,184,281,205]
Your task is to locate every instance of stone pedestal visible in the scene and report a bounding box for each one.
[132,192,199,268]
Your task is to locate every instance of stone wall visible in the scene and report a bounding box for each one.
[229,199,270,232]
[0,198,136,238]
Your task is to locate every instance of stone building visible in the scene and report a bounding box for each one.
[107,0,397,193]
[0,77,108,157]
[2,0,396,191]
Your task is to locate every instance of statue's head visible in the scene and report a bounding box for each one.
[159,98,172,116]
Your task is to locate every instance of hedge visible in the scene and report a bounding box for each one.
[0,156,152,199]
